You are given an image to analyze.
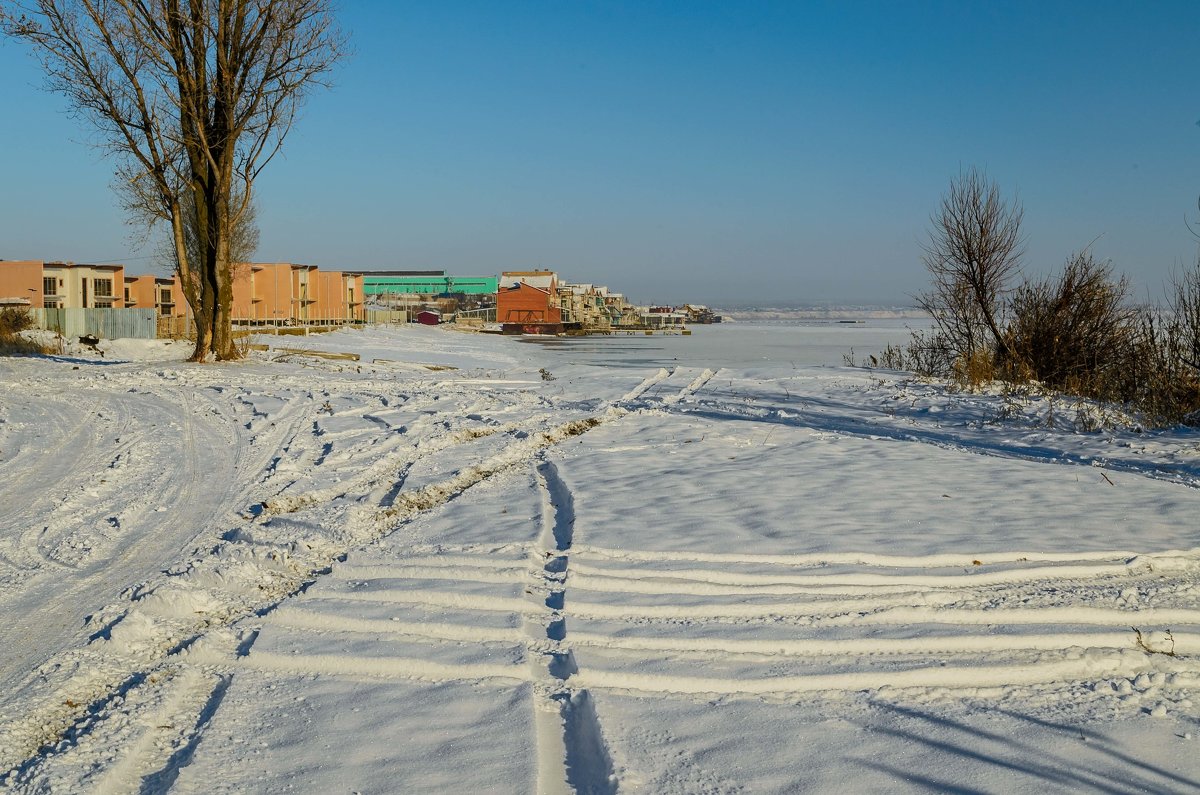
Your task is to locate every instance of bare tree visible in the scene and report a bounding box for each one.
[918,168,1024,367]
[2,0,344,360]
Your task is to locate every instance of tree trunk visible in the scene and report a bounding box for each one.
[212,242,238,360]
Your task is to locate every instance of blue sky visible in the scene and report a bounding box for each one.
[2,1,1199,306]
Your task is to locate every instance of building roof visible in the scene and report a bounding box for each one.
[500,280,551,296]
[501,271,556,291]
[359,270,446,276]
[44,262,124,271]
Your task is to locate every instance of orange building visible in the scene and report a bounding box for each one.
[312,269,365,324]
[124,274,187,317]
[231,262,364,325]
[0,260,126,308]
[0,260,44,306]
[5,259,362,325]
[497,271,562,334]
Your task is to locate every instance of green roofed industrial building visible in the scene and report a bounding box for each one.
[362,271,498,296]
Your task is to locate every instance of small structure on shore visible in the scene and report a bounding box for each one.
[416,309,442,326]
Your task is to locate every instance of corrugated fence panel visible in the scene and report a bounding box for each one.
[30,308,159,339]
[366,310,409,324]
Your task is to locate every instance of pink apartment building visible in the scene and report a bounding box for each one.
[231,263,364,324]
[0,260,126,308]
[3,259,362,324]
[124,274,188,317]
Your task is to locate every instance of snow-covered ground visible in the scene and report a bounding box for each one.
[1,325,1198,793]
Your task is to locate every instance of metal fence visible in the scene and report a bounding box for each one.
[455,307,496,323]
[31,308,160,340]
[28,307,408,340]
[365,310,409,324]
[157,315,193,340]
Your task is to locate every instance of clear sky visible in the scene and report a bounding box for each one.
[2,1,1199,306]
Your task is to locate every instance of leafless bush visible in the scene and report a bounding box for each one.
[1167,259,1200,375]
[1130,316,1200,427]
[918,168,1023,373]
[0,307,33,337]
[1004,252,1139,396]
[0,307,48,355]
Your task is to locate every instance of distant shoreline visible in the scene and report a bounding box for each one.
[718,307,929,321]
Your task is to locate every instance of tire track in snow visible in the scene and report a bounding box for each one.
[568,559,1163,590]
[555,542,1200,702]
[5,664,231,794]
[0,385,234,706]
[1,393,112,571]
[190,646,527,685]
[569,651,1194,697]
[0,393,104,516]
[566,630,1200,658]
[660,368,716,406]
[0,407,622,776]
[270,607,526,644]
[565,598,1200,626]
[618,367,674,403]
[527,459,618,795]
[91,667,230,795]
[571,544,1162,569]
[259,411,557,515]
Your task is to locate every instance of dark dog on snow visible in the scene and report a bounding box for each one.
[79,334,103,356]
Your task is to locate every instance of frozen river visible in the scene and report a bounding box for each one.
[5,321,1196,794]
[515,317,931,369]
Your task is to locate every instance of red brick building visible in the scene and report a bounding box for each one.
[497,271,562,334]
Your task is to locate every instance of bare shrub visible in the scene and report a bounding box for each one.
[1167,259,1200,375]
[0,307,49,355]
[918,167,1024,378]
[851,328,953,375]
[0,307,34,337]
[1004,252,1139,397]
[1130,295,1200,426]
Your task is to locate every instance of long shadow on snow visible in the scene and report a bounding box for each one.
[39,354,132,366]
[854,704,1196,794]
[991,707,1200,791]
[670,395,1200,489]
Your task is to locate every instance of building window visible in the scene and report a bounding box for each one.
[43,276,56,297]
[124,287,131,303]
[160,288,173,305]
[94,278,113,297]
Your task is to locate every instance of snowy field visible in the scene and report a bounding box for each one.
[1,323,1199,793]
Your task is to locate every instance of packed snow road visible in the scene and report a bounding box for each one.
[1,326,1199,793]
